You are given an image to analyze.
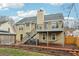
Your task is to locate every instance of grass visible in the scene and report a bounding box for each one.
[0,48,48,56]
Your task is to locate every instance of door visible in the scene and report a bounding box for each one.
[42,33,47,40]
[20,34,23,41]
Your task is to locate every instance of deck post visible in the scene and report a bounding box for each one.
[62,32,64,47]
[47,32,48,47]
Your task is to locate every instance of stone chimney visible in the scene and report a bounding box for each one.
[37,9,44,25]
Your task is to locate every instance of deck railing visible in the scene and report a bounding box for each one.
[36,24,64,31]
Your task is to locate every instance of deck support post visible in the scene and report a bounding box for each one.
[62,32,64,47]
[47,32,48,47]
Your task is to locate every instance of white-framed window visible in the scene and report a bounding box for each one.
[45,22,48,29]
[8,28,10,32]
[19,27,23,30]
[51,33,56,41]
[51,22,57,28]
[58,21,63,28]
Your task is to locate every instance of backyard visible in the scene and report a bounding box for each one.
[0,48,48,56]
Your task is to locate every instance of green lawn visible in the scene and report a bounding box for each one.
[0,48,48,56]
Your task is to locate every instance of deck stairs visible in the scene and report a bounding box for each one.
[21,29,37,44]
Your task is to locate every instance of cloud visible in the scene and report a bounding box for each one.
[11,9,47,22]
[64,17,75,19]
[17,10,37,17]
[49,3,63,6]
[17,9,47,17]
[6,3,24,8]
[0,3,24,9]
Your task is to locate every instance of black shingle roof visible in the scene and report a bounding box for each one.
[16,13,64,24]
[0,29,16,35]
[17,16,36,24]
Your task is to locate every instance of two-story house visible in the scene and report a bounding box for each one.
[16,9,64,47]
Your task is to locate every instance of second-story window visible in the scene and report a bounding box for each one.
[52,22,57,28]
[62,23,63,28]
[8,28,10,32]
[59,21,63,28]
[56,22,58,28]
[37,25,42,29]
[19,27,23,30]
[45,22,48,29]
[26,23,29,27]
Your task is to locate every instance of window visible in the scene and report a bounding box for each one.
[51,22,57,28]
[51,33,56,40]
[26,23,29,27]
[20,34,23,41]
[45,22,48,29]
[37,25,42,29]
[56,22,58,28]
[62,23,63,28]
[59,21,63,28]
[19,27,23,30]
[43,33,46,40]
[8,28,10,32]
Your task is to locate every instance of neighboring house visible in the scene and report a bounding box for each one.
[16,9,64,47]
[0,18,16,45]
[0,20,16,34]
[64,28,75,36]
[72,30,79,37]
[0,29,16,45]
[64,19,79,29]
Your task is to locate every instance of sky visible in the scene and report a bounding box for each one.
[0,3,79,22]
